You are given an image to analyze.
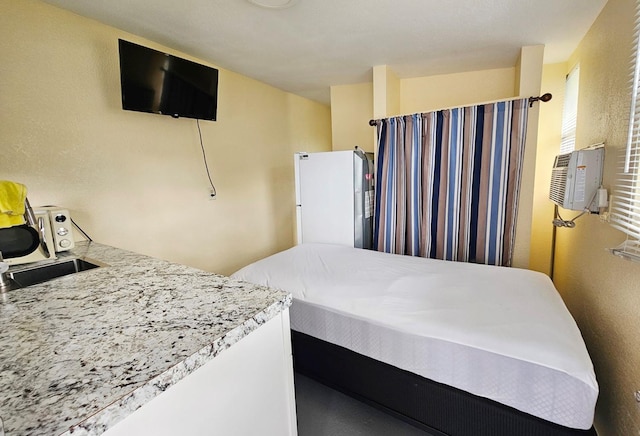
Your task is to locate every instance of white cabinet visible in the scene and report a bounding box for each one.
[104,309,297,436]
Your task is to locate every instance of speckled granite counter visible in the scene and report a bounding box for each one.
[0,242,291,436]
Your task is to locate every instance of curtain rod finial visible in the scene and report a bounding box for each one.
[540,93,552,102]
[529,93,553,107]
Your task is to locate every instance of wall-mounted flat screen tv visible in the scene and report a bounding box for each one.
[118,39,219,121]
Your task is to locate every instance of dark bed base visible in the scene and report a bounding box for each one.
[292,331,597,436]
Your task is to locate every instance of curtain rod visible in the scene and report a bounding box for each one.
[368,93,553,126]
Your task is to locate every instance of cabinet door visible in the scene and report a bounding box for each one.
[104,309,297,436]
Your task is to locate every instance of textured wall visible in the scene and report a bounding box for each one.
[330,82,374,152]
[530,62,567,276]
[551,0,640,434]
[330,67,518,154]
[400,67,516,114]
[0,0,331,275]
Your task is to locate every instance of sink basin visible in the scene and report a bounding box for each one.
[6,258,104,290]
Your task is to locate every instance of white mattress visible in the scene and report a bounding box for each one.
[231,243,598,429]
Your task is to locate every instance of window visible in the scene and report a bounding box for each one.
[610,7,640,259]
[559,65,580,155]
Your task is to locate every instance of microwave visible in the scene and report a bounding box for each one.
[4,207,75,266]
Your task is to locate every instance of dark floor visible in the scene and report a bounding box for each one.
[294,372,434,436]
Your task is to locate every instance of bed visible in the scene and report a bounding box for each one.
[231,243,598,436]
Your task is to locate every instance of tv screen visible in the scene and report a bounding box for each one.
[118,39,219,121]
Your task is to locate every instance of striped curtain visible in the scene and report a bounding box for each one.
[373,98,529,266]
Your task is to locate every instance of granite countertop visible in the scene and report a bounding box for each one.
[0,242,291,436]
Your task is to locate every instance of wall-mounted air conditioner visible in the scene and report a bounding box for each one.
[549,148,604,212]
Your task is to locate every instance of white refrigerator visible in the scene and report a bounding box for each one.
[294,150,374,249]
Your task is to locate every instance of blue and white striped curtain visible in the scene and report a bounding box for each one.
[373,98,529,266]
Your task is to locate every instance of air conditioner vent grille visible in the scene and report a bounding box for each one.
[549,167,568,205]
[554,153,572,169]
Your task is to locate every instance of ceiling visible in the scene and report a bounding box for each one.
[41,0,608,105]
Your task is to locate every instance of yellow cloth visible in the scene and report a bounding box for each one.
[0,180,27,228]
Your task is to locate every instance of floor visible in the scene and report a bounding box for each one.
[294,372,434,436]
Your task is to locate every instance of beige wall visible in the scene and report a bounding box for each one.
[330,83,374,152]
[547,0,640,434]
[400,67,516,114]
[373,65,401,119]
[0,0,331,275]
[530,62,568,275]
[331,67,518,151]
[511,45,544,269]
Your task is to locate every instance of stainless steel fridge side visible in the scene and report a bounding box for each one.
[353,150,374,249]
[363,152,374,249]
